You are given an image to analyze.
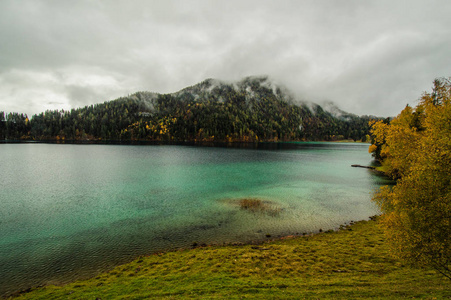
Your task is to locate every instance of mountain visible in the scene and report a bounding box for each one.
[0,76,377,142]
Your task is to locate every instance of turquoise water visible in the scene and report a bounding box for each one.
[0,142,389,295]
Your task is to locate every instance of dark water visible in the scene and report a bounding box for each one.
[0,142,389,295]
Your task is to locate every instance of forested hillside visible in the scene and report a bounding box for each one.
[1,76,377,142]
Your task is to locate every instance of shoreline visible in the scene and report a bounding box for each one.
[0,139,367,145]
[9,215,450,299]
[4,216,378,298]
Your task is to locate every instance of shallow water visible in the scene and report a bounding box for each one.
[0,142,390,295]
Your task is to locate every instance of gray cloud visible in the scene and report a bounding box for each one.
[1,0,450,117]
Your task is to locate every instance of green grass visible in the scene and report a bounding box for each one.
[10,218,450,299]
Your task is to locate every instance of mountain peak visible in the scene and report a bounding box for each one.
[2,75,376,142]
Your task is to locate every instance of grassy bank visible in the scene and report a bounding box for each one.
[11,218,450,299]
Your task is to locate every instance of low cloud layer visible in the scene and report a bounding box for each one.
[1,0,450,117]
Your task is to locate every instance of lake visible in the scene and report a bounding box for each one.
[0,142,389,296]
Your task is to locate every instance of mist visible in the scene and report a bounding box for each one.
[1,0,450,117]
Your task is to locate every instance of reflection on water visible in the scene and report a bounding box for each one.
[0,142,390,296]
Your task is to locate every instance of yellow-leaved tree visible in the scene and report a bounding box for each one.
[370,78,451,280]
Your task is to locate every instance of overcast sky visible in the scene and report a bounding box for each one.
[1,0,450,117]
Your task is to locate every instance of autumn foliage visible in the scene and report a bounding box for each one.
[369,78,451,279]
